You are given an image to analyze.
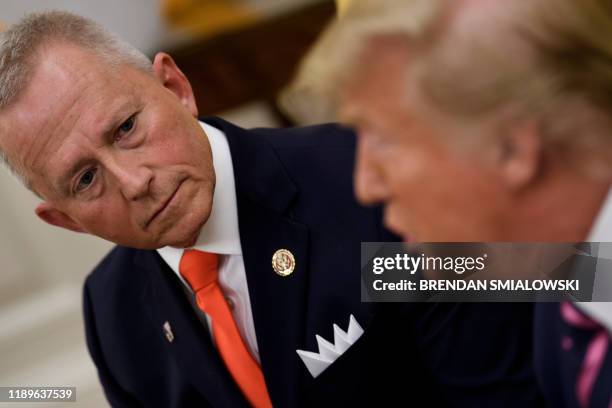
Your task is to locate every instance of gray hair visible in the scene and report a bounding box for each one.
[0,10,153,191]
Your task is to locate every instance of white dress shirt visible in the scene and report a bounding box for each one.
[579,188,612,333]
[157,121,260,362]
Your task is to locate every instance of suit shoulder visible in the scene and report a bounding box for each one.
[250,123,355,150]
[248,123,358,188]
[85,245,148,295]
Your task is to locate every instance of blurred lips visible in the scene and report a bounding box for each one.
[146,179,185,228]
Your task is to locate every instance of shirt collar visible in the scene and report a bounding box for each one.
[157,121,242,270]
[578,188,612,332]
[587,188,612,241]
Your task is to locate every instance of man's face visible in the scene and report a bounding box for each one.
[0,43,215,249]
[340,39,513,242]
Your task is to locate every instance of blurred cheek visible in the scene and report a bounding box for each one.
[353,141,382,203]
[384,148,452,239]
[383,146,427,198]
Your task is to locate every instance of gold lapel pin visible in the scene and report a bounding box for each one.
[272,249,296,277]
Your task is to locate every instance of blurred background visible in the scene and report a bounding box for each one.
[0,0,335,406]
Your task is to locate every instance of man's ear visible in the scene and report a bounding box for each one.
[35,202,85,233]
[496,120,543,190]
[152,52,198,117]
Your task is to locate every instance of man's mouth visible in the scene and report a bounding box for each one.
[146,179,185,228]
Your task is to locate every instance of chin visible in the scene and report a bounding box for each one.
[169,207,211,248]
[158,224,200,249]
[170,229,200,248]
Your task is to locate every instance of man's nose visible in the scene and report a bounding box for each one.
[354,139,390,205]
[107,159,153,201]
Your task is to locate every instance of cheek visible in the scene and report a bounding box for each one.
[456,158,507,206]
[377,150,433,228]
[385,145,442,199]
[159,125,205,167]
[146,121,184,160]
[71,200,131,233]
[144,97,201,158]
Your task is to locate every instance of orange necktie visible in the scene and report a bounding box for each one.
[179,249,272,408]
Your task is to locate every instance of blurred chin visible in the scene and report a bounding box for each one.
[384,211,409,238]
[387,217,420,243]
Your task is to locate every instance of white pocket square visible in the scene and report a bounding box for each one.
[296,314,364,378]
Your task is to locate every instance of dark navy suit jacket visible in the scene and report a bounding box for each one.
[83,118,543,407]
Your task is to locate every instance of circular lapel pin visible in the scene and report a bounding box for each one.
[272,249,296,276]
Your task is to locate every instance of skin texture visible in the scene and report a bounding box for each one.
[339,34,609,243]
[0,43,215,249]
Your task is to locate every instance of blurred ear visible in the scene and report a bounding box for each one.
[497,120,543,190]
[152,52,198,117]
[35,202,84,233]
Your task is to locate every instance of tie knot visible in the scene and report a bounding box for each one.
[179,249,219,292]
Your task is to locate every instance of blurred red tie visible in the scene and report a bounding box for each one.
[560,302,610,408]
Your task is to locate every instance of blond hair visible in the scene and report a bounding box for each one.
[280,0,441,124]
[412,0,612,174]
[285,0,612,175]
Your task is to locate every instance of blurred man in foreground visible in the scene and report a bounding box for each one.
[287,0,611,406]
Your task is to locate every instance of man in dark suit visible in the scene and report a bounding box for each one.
[0,10,541,407]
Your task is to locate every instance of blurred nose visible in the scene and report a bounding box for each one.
[354,137,390,205]
[107,157,153,201]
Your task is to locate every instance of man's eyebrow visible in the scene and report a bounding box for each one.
[99,105,132,135]
[53,100,135,195]
[99,100,136,135]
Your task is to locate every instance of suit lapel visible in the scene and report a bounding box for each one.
[210,117,310,407]
[138,250,249,407]
[236,199,309,407]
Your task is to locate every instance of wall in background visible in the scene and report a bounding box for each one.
[0,0,184,54]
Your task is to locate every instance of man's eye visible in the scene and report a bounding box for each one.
[115,115,135,140]
[76,168,97,192]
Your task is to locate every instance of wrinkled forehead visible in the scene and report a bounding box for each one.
[21,42,125,117]
[15,44,136,117]
[2,44,114,133]
[0,44,138,189]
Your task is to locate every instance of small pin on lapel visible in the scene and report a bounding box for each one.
[163,321,174,343]
[272,249,296,276]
